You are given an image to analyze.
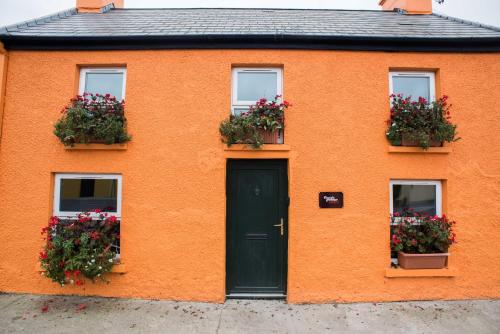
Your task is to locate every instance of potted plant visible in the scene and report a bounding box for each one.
[386,94,459,149]
[54,93,131,146]
[220,96,291,148]
[390,210,456,269]
[39,210,120,286]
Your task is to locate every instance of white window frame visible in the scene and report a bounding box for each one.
[231,67,283,115]
[389,71,436,102]
[389,180,442,217]
[53,173,122,218]
[79,67,127,100]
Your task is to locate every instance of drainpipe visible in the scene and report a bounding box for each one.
[0,41,7,143]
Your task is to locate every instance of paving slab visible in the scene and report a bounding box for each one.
[0,293,499,333]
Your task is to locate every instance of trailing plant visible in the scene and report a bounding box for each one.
[386,94,459,149]
[39,210,120,286]
[220,96,291,148]
[54,93,131,146]
[390,209,456,254]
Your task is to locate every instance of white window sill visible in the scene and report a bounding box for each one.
[385,267,457,278]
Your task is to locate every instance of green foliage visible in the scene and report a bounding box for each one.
[39,211,120,286]
[386,94,459,149]
[390,209,456,254]
[54,93,131,146]
[219,96,290,149]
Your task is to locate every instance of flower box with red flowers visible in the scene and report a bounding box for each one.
[386,94,459,150]
[54,93,131,147]
[39,209,120,286]
[390,209,456,270]
[220,96,290,149]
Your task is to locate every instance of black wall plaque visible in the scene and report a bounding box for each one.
[319,192,343,208]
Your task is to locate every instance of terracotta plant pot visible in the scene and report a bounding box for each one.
[397,251,449,269]
[258,129,282,144]
[401,134,442,147]
[74,137,108,144]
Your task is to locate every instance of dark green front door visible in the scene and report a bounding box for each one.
[226,159,288,297]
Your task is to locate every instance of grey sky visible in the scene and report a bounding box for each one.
[0,0,499,29]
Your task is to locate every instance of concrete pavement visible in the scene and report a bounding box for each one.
[0,293,499,333]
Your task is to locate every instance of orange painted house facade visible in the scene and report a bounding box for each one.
[0,0,500,303]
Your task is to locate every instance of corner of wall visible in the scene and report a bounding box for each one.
[0,41,8,142]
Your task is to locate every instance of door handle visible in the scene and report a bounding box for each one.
[273,218,284,236]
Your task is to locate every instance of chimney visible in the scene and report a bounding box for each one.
[76,0,124,13]
[379,0,432,14]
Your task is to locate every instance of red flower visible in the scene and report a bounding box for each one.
[41,305,49,313]
[76,280,84,286]
[94,208,102,213]
[49,216,60,227]
[39,251,48,260]
[74,270,81,276]
[64,270,72,278]
[90,231,100,240]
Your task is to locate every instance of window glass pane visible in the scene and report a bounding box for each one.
[84,72,124,100]
[237,72,277,102]
[233,107,250,116]
[392,76,430,101]
[59,178,118,213]
[392,184,436,216]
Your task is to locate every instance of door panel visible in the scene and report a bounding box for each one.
[226,160,288,296]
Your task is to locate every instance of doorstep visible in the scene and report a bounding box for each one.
[226,293,286,300]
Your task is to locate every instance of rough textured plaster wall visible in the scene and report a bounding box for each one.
[0,50,499,303]
[0,42,7,139]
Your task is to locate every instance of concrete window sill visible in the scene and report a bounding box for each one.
[36,263,127,274]
[385,267,457,278]
[388,145,451,154]
[224,144,290,151]
[64,143,128,150]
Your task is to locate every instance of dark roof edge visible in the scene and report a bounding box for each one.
[432,12,500,33]
[112,7,385,12]
[0,7,77,35]
[1,34,500,52]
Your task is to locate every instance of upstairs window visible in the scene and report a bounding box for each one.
[389,71,435,102]
[79,68,127,101]
[54,174,122,217]
[232,68,282,115]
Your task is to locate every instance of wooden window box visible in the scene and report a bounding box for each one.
[388,145,451,154]
[64,143,128,150]
[36,263,126,274]
[224,144,290,152]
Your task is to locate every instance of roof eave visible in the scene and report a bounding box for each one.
[1,34,500,52]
